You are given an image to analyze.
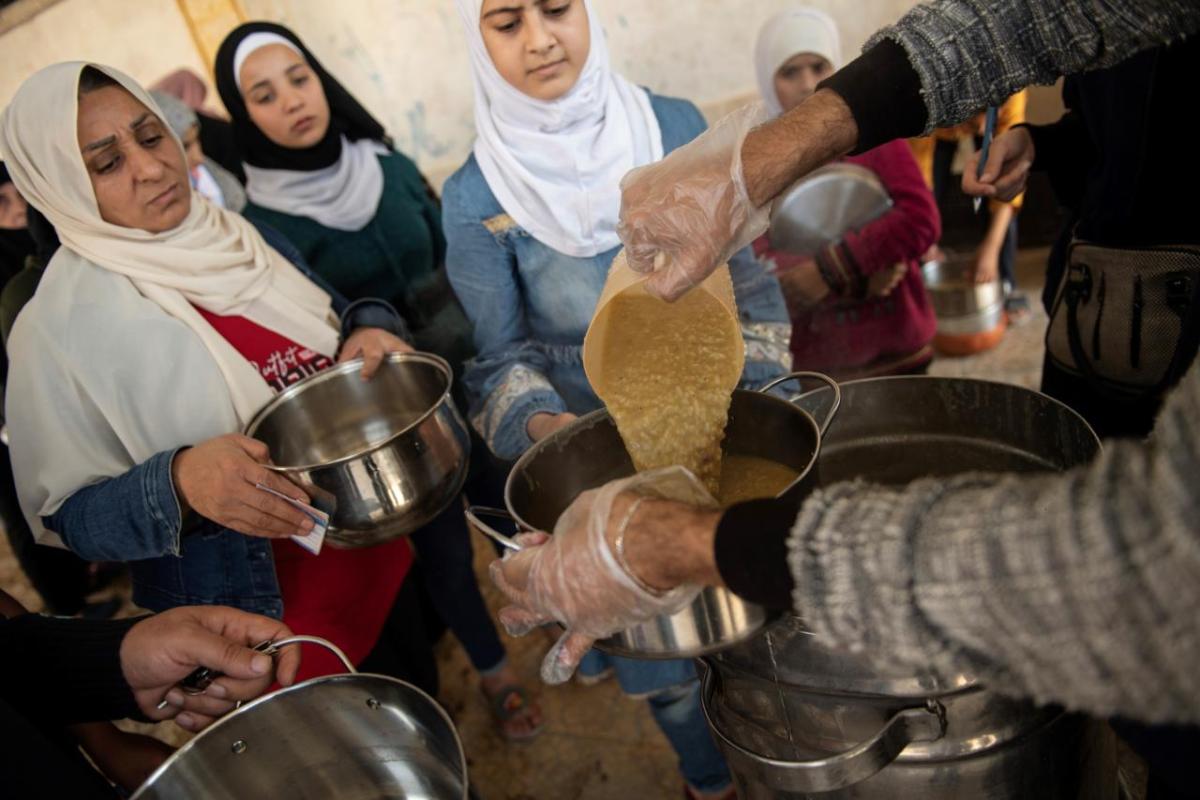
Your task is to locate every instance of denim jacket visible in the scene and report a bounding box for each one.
[443,93,792,460]
[43,223,407,617]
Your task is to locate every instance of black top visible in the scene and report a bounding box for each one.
[214,21,388,172]
[0,613,141,724]
[820,38,927,154]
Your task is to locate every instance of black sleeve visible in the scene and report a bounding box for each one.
[819,39,928,154]
[0,614,142,724]
[713,498,799,610]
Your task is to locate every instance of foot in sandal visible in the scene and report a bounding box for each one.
[481,664,544,741]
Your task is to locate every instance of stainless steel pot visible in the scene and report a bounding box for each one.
[768,164,894,256]
[467,372,840,659]
[245,352,470,548]
[922,253,1005,338]
[133,637,468,800]
[701,377,1112,799]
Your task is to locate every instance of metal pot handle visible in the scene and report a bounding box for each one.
[268,635,356,674]
[699,667,945,794]
[759,371,841,435]
[465,506,524,552]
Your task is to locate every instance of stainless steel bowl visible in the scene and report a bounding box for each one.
[768,163,894,256]
[468,372,840,659]
[133,637,468,800]
[245,352,470,548]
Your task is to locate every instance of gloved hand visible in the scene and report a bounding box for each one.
[617,104,771,302]
[489,468,716,684]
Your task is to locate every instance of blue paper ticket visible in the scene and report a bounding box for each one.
[255,483,328,555]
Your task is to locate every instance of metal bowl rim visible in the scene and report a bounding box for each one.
[243,351,455,472]
[131,671,468,800]
[503,388,825,531]
[796,375,1101,451]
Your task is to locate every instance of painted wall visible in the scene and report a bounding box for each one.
[240,0,926,184]
[0,0,210,111]
[2,0,925,186]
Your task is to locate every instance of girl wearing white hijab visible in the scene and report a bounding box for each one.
[0,62,432,688]
[751,6,940,380]
[442,1,793,797]
[216,23,545,739]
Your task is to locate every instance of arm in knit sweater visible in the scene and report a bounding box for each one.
[788,364,1200,724]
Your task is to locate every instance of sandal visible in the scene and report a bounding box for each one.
[485,684,544,742]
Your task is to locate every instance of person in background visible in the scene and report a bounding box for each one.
[0,62,433,695]
[214,22,543,741]
[963,37,1200,441]
[753,7,939,379]
[443,0,792,795]
[909,91,1031,318]
[150,91,246,212]
[1,597,299,798]
[151,68,245,183]
[2,169,115,619]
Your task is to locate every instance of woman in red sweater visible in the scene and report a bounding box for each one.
[753,8,940,379]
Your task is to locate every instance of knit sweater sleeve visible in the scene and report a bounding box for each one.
[787,364,1200,725]
[868,0,1200,134]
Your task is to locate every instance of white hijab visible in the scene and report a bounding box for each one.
[0,62,339,538]
[754,7,843,118]
[455,0,663,258]
[234,33,387,232]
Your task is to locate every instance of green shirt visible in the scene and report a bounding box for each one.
[244,151,475,375]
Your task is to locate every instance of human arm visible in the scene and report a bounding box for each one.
[47,435,318,561]
[968,201,1013,284]
[0,605,300,728]
[494,363,1200,722]
[441,171,569,460]
[620,0,1199,300]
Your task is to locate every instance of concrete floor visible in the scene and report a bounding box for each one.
[0,247,1145,799]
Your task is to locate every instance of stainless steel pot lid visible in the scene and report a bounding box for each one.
[768,163,893,256]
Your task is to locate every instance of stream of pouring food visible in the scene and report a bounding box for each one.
[591,258,799,506]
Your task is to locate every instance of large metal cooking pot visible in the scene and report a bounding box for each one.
[467,372,840,659]
[700,376,1114,799]
[245,352,470,548]
[133,637,468,800]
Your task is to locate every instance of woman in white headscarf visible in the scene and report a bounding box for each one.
[0,62,436,691]
[440,1,794,797]
[751,6,941,380]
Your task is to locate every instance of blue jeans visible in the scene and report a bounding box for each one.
[410,501,506,673]
[580,650,731,793]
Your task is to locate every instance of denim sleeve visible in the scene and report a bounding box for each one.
[251,219,411,343]
[45,449,183,562]
[443,186,567,460]
[728,246,793,391]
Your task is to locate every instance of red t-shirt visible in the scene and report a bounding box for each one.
[197,308,413,679]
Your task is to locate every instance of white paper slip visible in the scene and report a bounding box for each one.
[255,483,329,556]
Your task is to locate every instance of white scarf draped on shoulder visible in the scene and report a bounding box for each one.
[0,62,339,542]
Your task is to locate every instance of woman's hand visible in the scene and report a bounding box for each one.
[777,260,831,316]
[338,327,414,380]
[962,127,1035,203]
[867,263,907,297]
[121,605,301,732]
[527,412,578,443]
[172,434,314,539]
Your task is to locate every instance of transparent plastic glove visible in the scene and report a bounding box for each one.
[489,467,716,684]
[617,103,771,302]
